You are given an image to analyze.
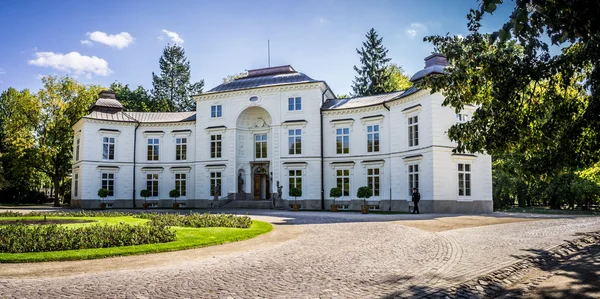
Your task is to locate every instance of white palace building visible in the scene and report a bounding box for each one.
[71,54,493,213]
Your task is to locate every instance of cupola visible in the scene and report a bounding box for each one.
[89,90,124,113]
[409,53,448,83]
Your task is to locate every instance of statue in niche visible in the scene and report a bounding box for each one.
[276,181,283,200]
[238,172,244,193]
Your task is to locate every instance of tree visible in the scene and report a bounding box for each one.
[329,187,342,206]
[289,187,302,208]
[110,82,163,112]
[386,64,412,91]
[336,94,349,99]
[357,186,372,205]
[98,188,109,203]
[351,28,392,96]
[140,189,151,206]
[222,71,248,83]
[169,189,180,207]
[152,44,204,112]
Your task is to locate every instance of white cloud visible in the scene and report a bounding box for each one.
[406,23,428,39]
[0,68,5,74]
[84,31,134,49]
[80,40,93,46]
[157,35,164,40]
[28,51,112,77]
[161,29,184,44]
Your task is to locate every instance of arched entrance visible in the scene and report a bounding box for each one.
[235,106,273,201]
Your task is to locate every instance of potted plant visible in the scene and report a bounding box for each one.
[140,189,151,209]
[170,189,181,209]
[330,187,342,212]
[357,186,372,214]
[97,188,109,210]
[289,187,302,211]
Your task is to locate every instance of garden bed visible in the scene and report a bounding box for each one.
[0,219,95,225]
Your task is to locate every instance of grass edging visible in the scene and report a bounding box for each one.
[0,219,272,263]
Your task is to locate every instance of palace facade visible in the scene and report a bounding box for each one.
[71,54,492,213]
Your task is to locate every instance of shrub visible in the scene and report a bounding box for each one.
[0,222,175,253]
[357,186,372,204]
[0,211,134,217]
[289,187,302,205]
[140,189,151,203]
[135,212,252,228]
[330,187,342,204]
[0,211,24,217]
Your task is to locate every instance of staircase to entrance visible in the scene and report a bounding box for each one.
[220,200,273,209]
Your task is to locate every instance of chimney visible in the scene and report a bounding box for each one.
[424,53,449,68]
[409,53,448,82]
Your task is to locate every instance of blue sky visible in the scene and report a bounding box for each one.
[0,0,512,96]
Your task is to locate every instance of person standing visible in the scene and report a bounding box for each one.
[412,188,421,214]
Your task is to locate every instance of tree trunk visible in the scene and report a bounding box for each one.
[53,176,61,207]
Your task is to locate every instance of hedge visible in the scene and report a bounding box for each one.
[135,212,252,228]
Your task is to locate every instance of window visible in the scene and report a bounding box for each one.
[210,135,222,158]
[408,116,419,147]
[288,129,302,155]
[211,105,222,118]
[75,138,80,161]
[147,139,159,161]
[146,173,159,197]
[288,97,301,111]
[367,168,380,197]
[175,173,187,197]
[176,138,187,160]
[288,170,302,195]
[255,134,267,158]
[74,173,79,197]
[336,128,350,154]
[456,113,469,123]
[408,164,419,196]
[101,173,115,196]
[210,172,222,197]
[367,125,379,152]
[458,163,471,196]
[336,169,350,197]
[102,137,115,160]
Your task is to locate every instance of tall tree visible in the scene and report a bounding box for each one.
[386,64,412,91]
[110,82,163,112]
[351,28,392,96]
[152,44,204,112]
[222,71,248,83]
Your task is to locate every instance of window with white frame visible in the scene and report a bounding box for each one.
[74,173,79,197]
[458,163,471,196]
[147,138,159,161]
[408,116,419,147]
[288,97,301,111]
[101,173,115,196]
[288,129,302,155]
[336,128,350,154]
[255,134,267,158]
[102,137,115,160]
[367,168,380,197]
[176,137,187,160]
[175,173,187,197]
[288,170,302,195]
[367,125,379,152]
[146,173,159,197]
[336,169,350,197]
[456,113,470,123]
[408,164,419,196]
[75,138,80,161]
[211,135,222,158]
[210,172,222,196]
[211,105,222,118]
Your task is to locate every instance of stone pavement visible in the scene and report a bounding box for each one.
[0,210,599,298]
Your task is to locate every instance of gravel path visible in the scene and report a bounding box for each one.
[0,210,599,298]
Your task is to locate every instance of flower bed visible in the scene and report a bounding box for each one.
[0,222,175,253]
[0,211,134,217]
[135,212,252,228]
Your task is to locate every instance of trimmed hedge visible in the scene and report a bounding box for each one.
[0,211,134,218]
[0,223,175,253]
[135,212,252,228]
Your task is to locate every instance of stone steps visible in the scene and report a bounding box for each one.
[221,200,273,209]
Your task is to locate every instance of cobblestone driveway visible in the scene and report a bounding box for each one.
[1,211,599,298]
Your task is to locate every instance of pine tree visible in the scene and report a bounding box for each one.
[151,44,204,112]
[351,28,392,96]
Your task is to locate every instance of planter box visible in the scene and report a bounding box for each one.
[100,203,107,210]
[361,205,369,214]
[293,204,300,212]
[143,203,150,209]
[173,203,180,209]
[331,204,338,212]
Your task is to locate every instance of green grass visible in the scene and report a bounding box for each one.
[0,216,272,263]
[498,206,600,215]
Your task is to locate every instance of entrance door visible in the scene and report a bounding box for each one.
[254,175,261,200]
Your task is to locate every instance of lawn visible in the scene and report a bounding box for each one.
[0,215,272,263]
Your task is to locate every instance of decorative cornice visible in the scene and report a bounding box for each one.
[322,105,386,116]
[85,119,137,126]
[139,121,195,128]
[402,104,422,112]
[196,82,325,101]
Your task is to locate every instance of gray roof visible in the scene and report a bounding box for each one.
[207,71,318,94]
[91,98,124,109]
[83,111,196,123]
[322,86,420,110]
[410,53,448,82]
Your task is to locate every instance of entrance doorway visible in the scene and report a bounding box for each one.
[253,166,270,200]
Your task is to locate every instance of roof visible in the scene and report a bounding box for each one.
[89,90,124,112]
[410,53,448,82]
[83,111,196,123]
[206,65,319,94]
[322,86,421,110]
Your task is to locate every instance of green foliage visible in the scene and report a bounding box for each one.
[140,189,151,199]
[0,222,175,253]
[351,28,393,96]
[97,188,109,198]
[336,94,349,99]
[110,82,162,112]
[135,212,252,228]
[329,187,342,200]
[386,64,412,91]
[151,44,204,112]
[23,211,133,217]
[289,187,302,198]
[357,186,372,201]
[169,189,180,199]
[222,71,248,83]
